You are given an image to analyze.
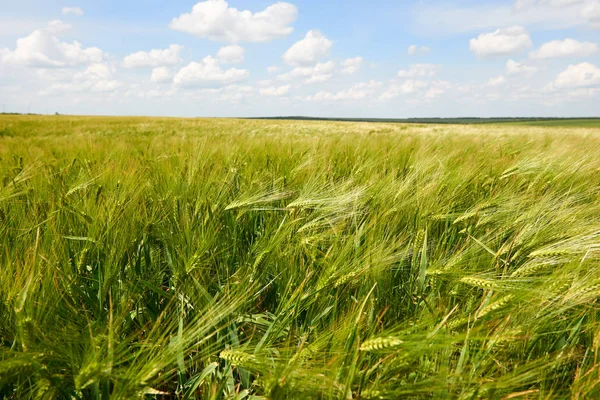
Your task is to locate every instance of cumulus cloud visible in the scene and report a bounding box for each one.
[259,84,290,96]
[169,0,297,43]
[380,80,428,99]
[424,81,452,100]
[379,80,450,101]
[128,87,178,100]
[514,0,585,10]
[174,84,257,102]
[267,66,279,74]
[123,44,184,68]
[581,2,600,27]
[397,64,438,78]
[216,45,245,64]
[256,79,273,87]
[151,67,172,83]
[40,63,121,95]
[307,81,383,102]
[282,30,332,66]
[77,63,112,80]
[486,75,506,86]
[217,85,256,102]
[529,38,599,59]
[381,80,428,100]
[505,59,538,76]
[552,62,600,88]
[1,28,105,67]
[341,57,363,75]
[354,80,384,90]
[408,45,431,56]
[277,61,336,84]
[62,7,84,16]
[412,1,598,35]
[513,0,537,10]
[308,90,365,101]
[173,56,250,88]
[469,26,532,58]
[47,20,72,35]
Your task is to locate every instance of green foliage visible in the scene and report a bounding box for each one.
[1,115,600,399]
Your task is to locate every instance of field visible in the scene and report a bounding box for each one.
[1,115,600,399]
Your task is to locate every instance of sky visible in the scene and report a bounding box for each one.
[0,0,599,118]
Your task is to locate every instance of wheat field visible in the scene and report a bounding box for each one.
[1,115,600,399]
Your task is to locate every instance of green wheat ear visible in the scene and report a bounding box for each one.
[510,261,554,277]
[528,249,571,258]
[0,359,35,384]
[459,276,498,289]
[360,336,404,352]
[219,349,256,365]
[476,295,514,319]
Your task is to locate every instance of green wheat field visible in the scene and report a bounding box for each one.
[1,115,600,399]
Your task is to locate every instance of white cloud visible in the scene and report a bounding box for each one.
[486,75,506,86]
[173,56,250,88]
[355,80,384,90]
[470,26,532,58]
[529,38,599,59]
[76,63,113,81]
[380,80,429,100]
[425,81,451,99]
[259,84,290,96]
[40,63,121,95]
[62,7,84,16]
[216,45,245,64]
[123,44,184,68]
[514,0,585,10]
[267,66,279,74]
[217,85,255,102]
[543,0,587,7]
[277,61,336,84]
[581,2,600,27]
[282,30,332,66]
[408,45,431,56]
[308,90,362,101]
[169,0,297,43]
[172,84,257,103]
[552,62,600,88]
[47,20,72,35]
[151,67,172,83]
[412,1,598,34]
[1,29,105,68]
[397,64,438,78]
[565,87,600,98]
[341,57,364,75]
[397,80,429,93]
[379,80,450,101]
[130,87,178,100]
[35,68,75,82]
[514,0,537,10]
[307,81,382,102]
[505,59,538,76]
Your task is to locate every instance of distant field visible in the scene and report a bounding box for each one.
[252,115,600,127]
[501,118,600,128]
[1,115,600,399]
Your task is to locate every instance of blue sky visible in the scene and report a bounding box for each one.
[1,0,599,117]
